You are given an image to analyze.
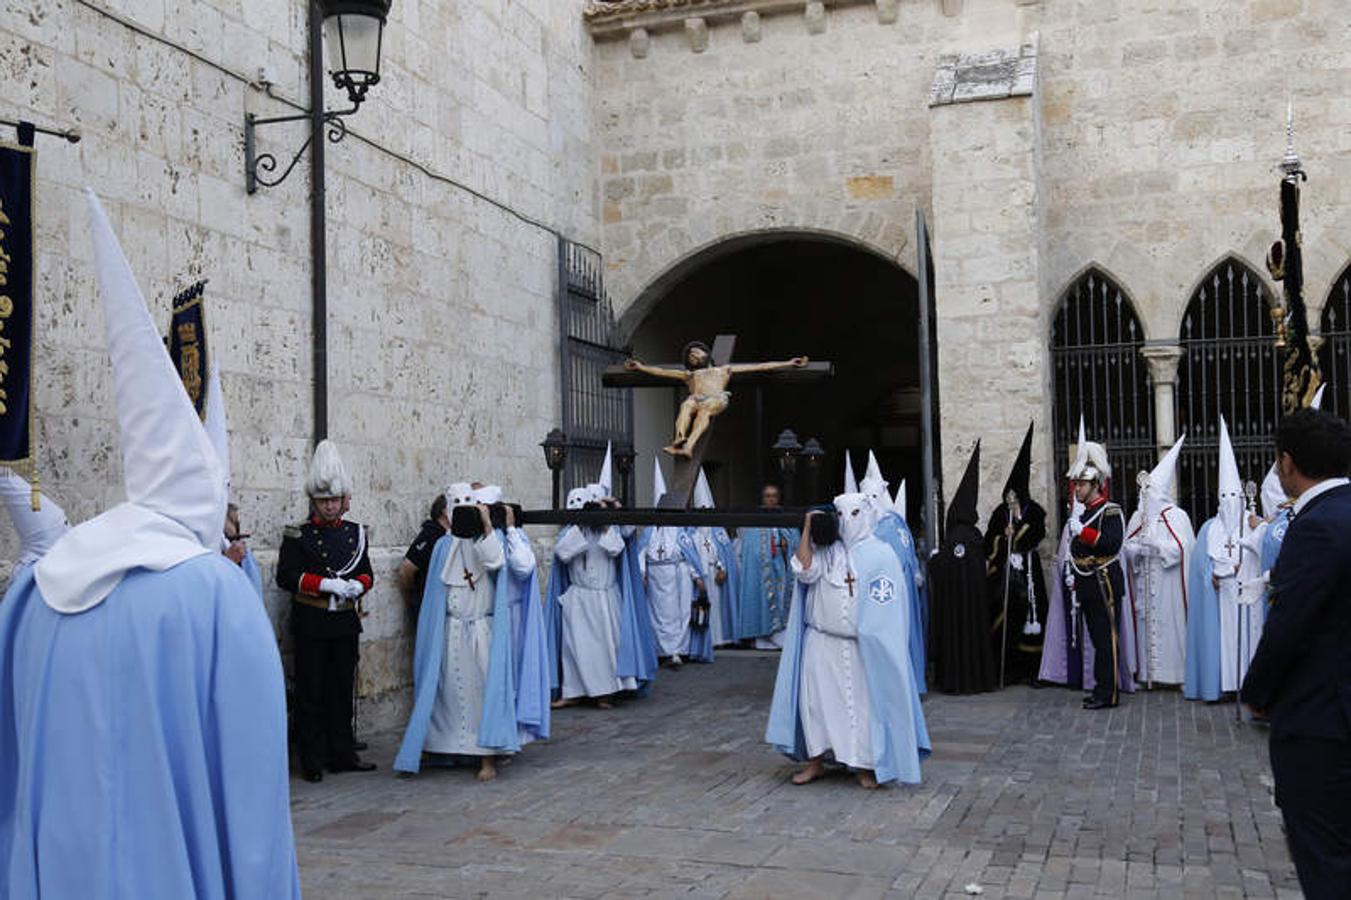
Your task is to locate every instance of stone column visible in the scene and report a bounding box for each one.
[1140,344,1184,457]
[929,42,1045,507]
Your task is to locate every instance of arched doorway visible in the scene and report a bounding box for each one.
[1317,262,1351,419]
[624,235,922,519]
[1049,268,1154,521]
[1175,257,1282,521]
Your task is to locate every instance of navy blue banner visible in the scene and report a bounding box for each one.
[0,141,35,468]
[169,280,209,420]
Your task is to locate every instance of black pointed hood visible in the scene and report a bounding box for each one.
[1001,422,1034,505]
[946,440,981,534]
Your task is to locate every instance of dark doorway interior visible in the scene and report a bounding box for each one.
[629,238,921,518]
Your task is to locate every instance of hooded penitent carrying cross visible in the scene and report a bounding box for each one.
[766,493,931,786]
[1124,435,1194,688]
[859,450,928,695]
[929,441,997,694]
[0,191,301,899]
[690,467,739,648]
[983,423,1050,688]
[641,457,705,664]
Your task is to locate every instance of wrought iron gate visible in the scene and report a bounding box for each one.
[1175,258,1282,522]
[1050,269,1155,521]
[558,237,633,493]
[1316,263,1351,420]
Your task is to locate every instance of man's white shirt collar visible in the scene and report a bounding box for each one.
[1292,477,1350,517]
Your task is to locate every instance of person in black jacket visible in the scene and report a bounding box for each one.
[1065,436,1127,710]
[277,439,376,783]
[1241,409,1351,899]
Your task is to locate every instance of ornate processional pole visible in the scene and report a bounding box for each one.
[1265,102,1321,413]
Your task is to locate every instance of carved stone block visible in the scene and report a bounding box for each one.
[629,27,650,59]
[741,10,762,43]
[685,17,709,53]
[877,0,900,24]
[805,1,826,34]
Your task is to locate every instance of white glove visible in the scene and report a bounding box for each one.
[1068,517,1085,538]
[318,577,346,596]
[338,578,365,599]
[1009,553,1025,572]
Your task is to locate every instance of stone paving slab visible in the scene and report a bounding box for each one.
[293,652,1299,899]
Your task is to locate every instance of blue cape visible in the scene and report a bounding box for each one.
[765,537,931,785]
[694,527,741,645]
[394,534,520,774]
[875,512,928,694]
[505,533,550,744]
[0,556,301,899]
[1261,510,1289,575]
[544,528,656,696]
[1184,519,1222,701]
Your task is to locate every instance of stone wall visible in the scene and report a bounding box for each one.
[589,0,1351,512]
[1,0,597,732]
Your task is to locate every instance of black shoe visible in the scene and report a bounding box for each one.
[327,758,378,773]
[302,770,323,783]
[1083,699,1117,710]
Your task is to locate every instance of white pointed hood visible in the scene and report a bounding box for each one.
[1259,384,1325,517]
[306,439,351,499]
[843,452,858,494]
[598,442,613,497]
[473,484,503,505]
[36,191,224,613]
[1138,435,1184,524]
[652,457,667,506]
[859,449,892,519]
[1215,416,1244,535]
[0,473,69,569]
[835,493,873,547]
[693,468,714,509]
[894,479,907,519]
[565,486,590,510]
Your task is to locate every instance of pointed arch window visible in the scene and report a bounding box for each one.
[1175,258,1281,520]
[1050,268,1154,519]
[1316,263,1351,420]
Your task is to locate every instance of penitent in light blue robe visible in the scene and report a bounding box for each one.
[1184,518,1223,701]
[1261,510,1290,576]
[0,555,301,900]
[766,536,931,785]
[395,534,525,774]
[874,512,928,694]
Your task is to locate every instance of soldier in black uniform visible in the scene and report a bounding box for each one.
[398,493,450,600]
[277,439,376,782]
[1066,438,1127,710]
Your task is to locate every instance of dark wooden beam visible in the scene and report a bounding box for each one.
[602,360,833,388]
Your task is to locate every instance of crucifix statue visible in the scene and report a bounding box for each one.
[624,341,808,458]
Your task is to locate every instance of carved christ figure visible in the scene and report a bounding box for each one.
[625,342,808,458]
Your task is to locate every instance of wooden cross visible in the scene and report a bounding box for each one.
[463,567,477,591]
[603,334,832,509]
[844,569,856,597]
[655,544,666,559]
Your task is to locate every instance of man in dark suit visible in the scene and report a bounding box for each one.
[1241,409,1351,899]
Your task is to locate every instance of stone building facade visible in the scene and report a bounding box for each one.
[3,0,1350,724]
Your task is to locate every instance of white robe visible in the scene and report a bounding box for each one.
[425,532,505,756]
[643,527,695,657]
[1207,521,1266,693]
[692,526,730,647]
[792,545,873,770]
[1124,506,1193,685]
[556,526,636,699]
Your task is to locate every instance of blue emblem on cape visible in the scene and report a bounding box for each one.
[868,575,896,605]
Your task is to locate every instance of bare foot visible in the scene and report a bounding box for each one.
[662,444,682,456]
[477,759,498,782]
[551,698,577,709]
[792,759,826,785]
[856,769,879,790]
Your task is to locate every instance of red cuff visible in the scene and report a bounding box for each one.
[299,573,324,596]
[1080,527,1101,546]
[354,574,372,593]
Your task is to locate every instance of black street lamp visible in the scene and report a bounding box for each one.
[614,443,637,507]
[801,437,825,504]
[771,428,802,503]
[541,429,568,509]
[245,0,392,193]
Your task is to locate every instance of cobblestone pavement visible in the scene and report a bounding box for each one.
[293,652,1300,899]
